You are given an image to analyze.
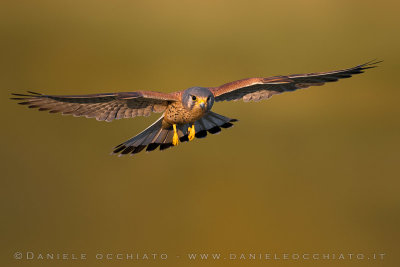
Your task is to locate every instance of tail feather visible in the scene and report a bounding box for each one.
[163,130,174,146]
[154,128,169,144]
[112,116,164,156]
[210,112,235,128]
[159,130,175,151]
[145,127,171,152]
[112,111,238,156]
[200,112,223,134]
[177,124,190,142]
[141,128,161,146]
[194,120,208,138]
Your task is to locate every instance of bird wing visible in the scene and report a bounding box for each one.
[11,91,180,122]
[209,60,381,102]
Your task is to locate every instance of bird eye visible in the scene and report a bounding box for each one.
[207,96,210,101]
[191,95,197,101]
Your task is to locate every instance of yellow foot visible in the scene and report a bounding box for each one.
[188,124,195,141]
[172,124,179,146]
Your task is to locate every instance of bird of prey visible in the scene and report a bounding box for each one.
[11,60,380,156]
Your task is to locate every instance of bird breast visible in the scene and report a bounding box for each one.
[163,101,206,127]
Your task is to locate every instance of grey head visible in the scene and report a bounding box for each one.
[182,86,214,112]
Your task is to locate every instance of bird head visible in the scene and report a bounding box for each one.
[182,87,214,112]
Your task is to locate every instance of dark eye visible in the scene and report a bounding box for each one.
[191,95,197,101]
[207,96,211,101]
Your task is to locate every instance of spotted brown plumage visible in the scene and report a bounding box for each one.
[11,60,380,156]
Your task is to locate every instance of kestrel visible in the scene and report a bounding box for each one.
[11,60,380,156]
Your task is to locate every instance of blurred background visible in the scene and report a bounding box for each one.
[1,0,399,266]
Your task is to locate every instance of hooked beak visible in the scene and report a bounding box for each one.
[198,99,206,110]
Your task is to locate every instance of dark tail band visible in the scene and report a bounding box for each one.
[112,112,237,156]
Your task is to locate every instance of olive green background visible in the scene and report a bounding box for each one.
[1,0,399,266]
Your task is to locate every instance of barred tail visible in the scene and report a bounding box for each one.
[192,111,237,139]
[112,112,237,156]
[112,115,166,156]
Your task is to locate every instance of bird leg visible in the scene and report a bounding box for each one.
[188,124,195,141]
[172,124,179,146]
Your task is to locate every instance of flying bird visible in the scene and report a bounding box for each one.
[11,60,380,156]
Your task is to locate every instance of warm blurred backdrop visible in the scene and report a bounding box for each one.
[1,0,399,266]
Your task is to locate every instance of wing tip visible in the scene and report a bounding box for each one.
[358,59,383,70]
[10,91,44,102]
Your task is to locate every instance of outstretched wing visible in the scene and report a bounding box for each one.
[209,60,381,102]
[11,91,180,122]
